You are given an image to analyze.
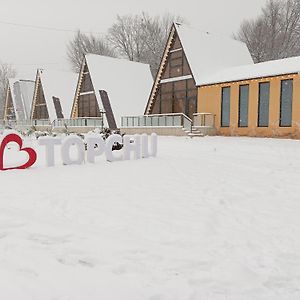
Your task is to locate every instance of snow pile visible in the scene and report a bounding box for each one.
[0,136,300,299]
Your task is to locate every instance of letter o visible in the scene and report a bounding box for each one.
[61,136,85,165]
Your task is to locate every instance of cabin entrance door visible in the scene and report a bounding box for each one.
[185,96,197,120]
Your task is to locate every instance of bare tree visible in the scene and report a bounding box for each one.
[67,31,117,72]
[108,14,150,62]
[235,0,300,63]
[140,13,186,76]
[108,13,185,76]
[0,62,17,119]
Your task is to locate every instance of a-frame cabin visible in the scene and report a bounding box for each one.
[71,59,102,119]
[31,69,78,122]
[145,23,253,119]
[71,54,153,127]
[146,24,197,119]
[4,79,35,121]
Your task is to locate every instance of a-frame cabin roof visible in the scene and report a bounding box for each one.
[175,23,253,85]
[5,78,35,121]
[31,69,78,122]
[145,22,253,114]
[72,54,153,126]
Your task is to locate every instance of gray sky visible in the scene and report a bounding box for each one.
[0,0,267,78]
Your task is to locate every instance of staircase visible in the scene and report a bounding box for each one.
[188,127,205,137]
[185,126,216,138]
[186,113,216,137]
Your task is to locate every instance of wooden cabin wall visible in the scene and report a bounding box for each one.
[32,79,49,120]
[77,64,101,118]
[5,89,16,120]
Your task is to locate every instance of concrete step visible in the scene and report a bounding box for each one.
[192,126,217,137]
[183,126,216,137]
[192,127,207,131]
[188,132,205,138]
[183,128,206,137]
[191,128,203,132]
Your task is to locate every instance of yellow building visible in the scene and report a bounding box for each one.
[144,23,300,138]
[198,58,300,138]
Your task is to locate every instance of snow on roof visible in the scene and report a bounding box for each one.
[200,56,300,85]
[85,54,153,126]
[39,69,78,122]
[174,23,254,86]
[8,78,35,121]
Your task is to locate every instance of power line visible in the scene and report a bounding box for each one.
[13,62,62,66]
[0,20,106,35]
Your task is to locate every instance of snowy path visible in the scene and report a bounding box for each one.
[1,136,300,299]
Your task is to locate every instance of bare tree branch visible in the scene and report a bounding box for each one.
[235,0,300,63]
[67,31,116,72]
[108,13,185,76]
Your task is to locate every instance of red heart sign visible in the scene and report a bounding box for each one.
[0,134,37,171]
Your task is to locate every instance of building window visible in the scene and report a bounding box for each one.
[221,87,230,127]
[160,82,173,113]
[239,85,249,127]
[258,82,270,127]
[78,93,101,117]
[280,79,293,127]
[154,79,197,119]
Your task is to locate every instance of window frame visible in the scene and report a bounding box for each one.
[257,81,270,128]
[238,84,249,128]
[221,86,231,128]
[279,79,293,128]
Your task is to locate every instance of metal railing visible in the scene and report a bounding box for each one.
[0,119,50,128]
[33,119,52,126]
[193,113,215,128]
[52,117,104,128]
[121,113,193,132]
[0,117,104,130]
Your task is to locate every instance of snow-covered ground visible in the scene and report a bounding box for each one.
[1,135,300,300]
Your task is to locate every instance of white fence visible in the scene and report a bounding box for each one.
[0,117,104,131]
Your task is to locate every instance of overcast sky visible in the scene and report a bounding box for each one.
[0,0,267,78]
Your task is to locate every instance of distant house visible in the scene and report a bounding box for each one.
[4,79,35,121]
[144,22,300,138]
[71,54,153,127]
[31,69,78,122]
